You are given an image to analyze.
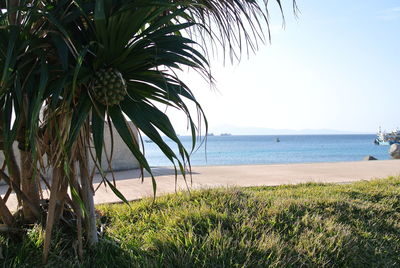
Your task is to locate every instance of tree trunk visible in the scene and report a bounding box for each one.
[43,165,62,264]
[5,146,21,206]
[79,147,98,245]
[8,0,20,25]
[17,94,40,222]
[52,170,68,226]
[20,150,40,222]
[69,161,83,260]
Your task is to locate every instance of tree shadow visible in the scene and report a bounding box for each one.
[92,166,200,184]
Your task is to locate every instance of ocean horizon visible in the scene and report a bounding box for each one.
[144,134,390,167]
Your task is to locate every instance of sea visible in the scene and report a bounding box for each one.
[144,134,390,167]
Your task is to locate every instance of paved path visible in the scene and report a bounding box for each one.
[93,159,400,204]
[2,160,400,208]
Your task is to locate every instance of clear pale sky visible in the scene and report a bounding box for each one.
[169,0,400,135]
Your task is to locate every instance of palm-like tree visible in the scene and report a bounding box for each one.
[0,0,292,262]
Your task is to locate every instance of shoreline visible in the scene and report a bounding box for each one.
[150,158,391,169]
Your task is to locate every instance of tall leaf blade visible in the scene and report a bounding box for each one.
[94,0,106,21]
[108,106,157,196]
[108,107,151,174]
[120,101,179,164]
[105,179,130,205]
[67,93,91,150]
[91,105,105,164]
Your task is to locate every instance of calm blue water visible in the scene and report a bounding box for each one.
[144,134,390,167]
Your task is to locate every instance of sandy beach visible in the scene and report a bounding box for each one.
[2,159,400,209]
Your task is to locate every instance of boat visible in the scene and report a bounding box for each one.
[220,133,232,136]
[276,137,280,142]
[145,140,153,143]
[207,133,214,136]
[374,127,400,145]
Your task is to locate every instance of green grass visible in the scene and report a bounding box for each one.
[1,177,400,267]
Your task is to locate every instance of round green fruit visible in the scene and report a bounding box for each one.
[91,68,127,106]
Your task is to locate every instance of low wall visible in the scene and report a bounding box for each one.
[98,121,140,171]
[0,122,140,184]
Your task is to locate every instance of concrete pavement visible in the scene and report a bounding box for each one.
[93,159,400,204]
[2,160,400,209]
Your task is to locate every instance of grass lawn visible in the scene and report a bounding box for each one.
[1,177,400,267]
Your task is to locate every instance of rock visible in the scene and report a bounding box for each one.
[363,155,377,161]
[389,144,400,159]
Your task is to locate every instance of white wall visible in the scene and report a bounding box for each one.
[97,121,140,171]
[0,122,140,184]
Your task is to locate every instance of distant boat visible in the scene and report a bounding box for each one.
[374,127,400,145]
[207,133,214,136]
[276,137,280,142]
[145,140,153,143]
[220,133,232,136]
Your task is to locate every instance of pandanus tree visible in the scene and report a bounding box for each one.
[0,0,292,262]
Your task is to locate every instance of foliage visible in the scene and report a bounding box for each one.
[1,177,399,267]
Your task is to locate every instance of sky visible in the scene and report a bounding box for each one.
[167,0,400,135]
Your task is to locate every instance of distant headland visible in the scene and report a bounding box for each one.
[209,125,372,135]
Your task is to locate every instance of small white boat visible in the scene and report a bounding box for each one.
[374,127,400,145]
